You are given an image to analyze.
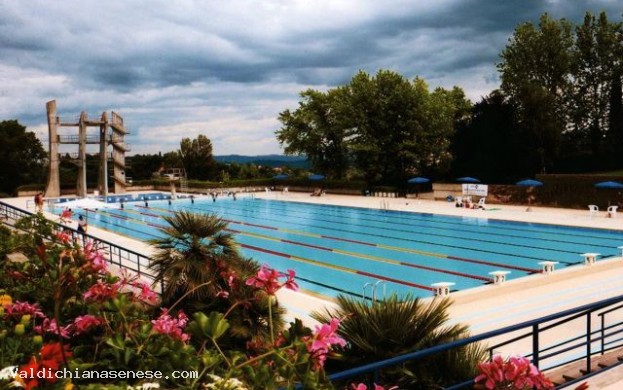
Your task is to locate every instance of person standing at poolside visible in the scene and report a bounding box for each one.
[34,192,45,212]
[77,215,87,234]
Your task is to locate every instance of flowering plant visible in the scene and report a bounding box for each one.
[474,354,554,389]
[1,211,348,389]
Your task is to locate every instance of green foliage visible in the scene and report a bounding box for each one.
[497,11,623,175]
[148,211,284,347]
[0,120,47,195]
[180,135,218,181]
[277,70,470,185]
[313,294,485,389]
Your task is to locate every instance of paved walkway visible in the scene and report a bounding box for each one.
[5,192,623,386]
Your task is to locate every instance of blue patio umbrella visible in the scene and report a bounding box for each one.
[407,176,430,184]
[515,179,543,187]
[407,176,431,197]
[594,181,623,189]
[272,174,289,180]
[595,181,623,207]
[456,177,480,183]
[308,174,325,181]
[516,179,543,210]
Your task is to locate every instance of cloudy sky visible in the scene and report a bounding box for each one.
[1,1,621,156]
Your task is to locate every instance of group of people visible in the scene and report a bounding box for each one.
[455,197,481,209]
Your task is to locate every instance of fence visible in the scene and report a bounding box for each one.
[329,294,623,389]
[0,200,160,292]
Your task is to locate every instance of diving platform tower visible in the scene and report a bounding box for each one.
[44,100,130,198]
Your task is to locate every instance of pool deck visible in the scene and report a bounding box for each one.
[5,192,623,386]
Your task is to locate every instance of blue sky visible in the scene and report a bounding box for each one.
[1,0,621,155]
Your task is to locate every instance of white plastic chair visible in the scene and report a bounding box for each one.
[477,198,486,209]
[588,205,599,218]
[607,205,618,218]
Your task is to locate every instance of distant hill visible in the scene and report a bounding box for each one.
[215,154,310,168]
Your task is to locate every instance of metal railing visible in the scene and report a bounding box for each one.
[0,200,161,292]
[329,294,623,389]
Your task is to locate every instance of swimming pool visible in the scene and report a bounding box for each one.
[52,195,623,299]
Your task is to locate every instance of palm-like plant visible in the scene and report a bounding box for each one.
[148,210,284,345]
[312,294,485,389]
[149,211,241,304]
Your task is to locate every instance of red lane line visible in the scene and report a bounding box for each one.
[447,255,537,273]
[400,262,490,282]
[242,243,292,258]
[322,235,375,246]
[243,244,432,291]
[356,271,433,291]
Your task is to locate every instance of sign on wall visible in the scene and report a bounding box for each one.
[462,184,488,196]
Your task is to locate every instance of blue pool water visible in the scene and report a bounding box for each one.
[53,195,623,299]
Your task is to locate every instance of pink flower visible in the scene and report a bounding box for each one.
[55,231,71,244]
[34,318,71,339]
[350,384,398,390]
[130,280,159,304]
[6,301,45,318]
[475,355,553,390]
[83,281,120,302]
[72,315,103,335]
[245,265,299,295]
[83,242,108,273]
[305,318,346,369]
[151,309,190,342]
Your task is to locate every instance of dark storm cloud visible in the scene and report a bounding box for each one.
[0,1,621,154]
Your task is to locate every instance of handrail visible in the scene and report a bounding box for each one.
[598,302,623,317]
[0,200,161,292]
[329,293,623,387]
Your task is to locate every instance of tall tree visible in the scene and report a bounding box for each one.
[0,120,47,195]
[277,87,351,179]
[499,14,574,173]
[277,70,469,184]
[451,91,528,182]
[179,134,217,180]
[571,12,623,166]
[347,70,424,184]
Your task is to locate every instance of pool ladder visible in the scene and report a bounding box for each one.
[362,280,386,302]
[380,199,390,211]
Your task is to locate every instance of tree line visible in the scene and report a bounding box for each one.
[277,11,623,184]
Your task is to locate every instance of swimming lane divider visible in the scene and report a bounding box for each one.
[86,208,436,292]
[233,229,490,282]
[242,243,434,292]
[153,203,567,263]
[255,198,623,244]
[140,205,540,274]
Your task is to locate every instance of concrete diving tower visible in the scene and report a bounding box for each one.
[44,100,131,198]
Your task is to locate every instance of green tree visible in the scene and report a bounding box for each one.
[179,134,217,180]
[277,70,468,184]
[277,87,351,180]
[127,153,164,180]
[313,294,485,389]
[499,14,574,173]
[0,120,47,195]
[451,91,527,182]
[571,12,623,167]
